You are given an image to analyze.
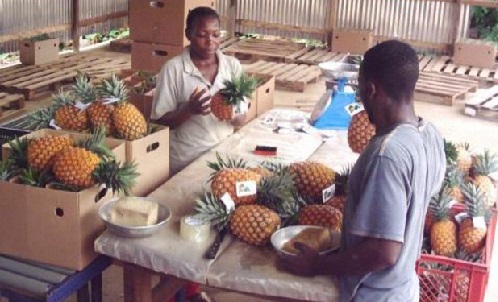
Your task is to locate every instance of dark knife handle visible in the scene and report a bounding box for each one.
[205,228,227,259]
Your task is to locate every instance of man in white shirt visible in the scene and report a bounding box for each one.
[151,7,244,176]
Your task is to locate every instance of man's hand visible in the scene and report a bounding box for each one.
[278,242,321,277]
[187,87,211,115]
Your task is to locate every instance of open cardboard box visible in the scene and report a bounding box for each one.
[19,38,60,65]
[0,129,126,270]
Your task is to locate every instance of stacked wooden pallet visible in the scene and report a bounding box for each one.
[464,86,498,120]
[415,72,478,105]
[109,38,133,53]
[0,54,130,100]
[245,60,322,92]
[0,92,25,121]
[286,48,349,64]
[419,55,498,83]
[223,39,308,63]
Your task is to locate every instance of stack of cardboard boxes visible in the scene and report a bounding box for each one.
[130,0,216,74]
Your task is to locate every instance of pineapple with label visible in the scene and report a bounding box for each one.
[325,165,351,213]
[210,168,261,205]
[298,204,343,232]
[210,74,258,121]
[53,90,89,131]
[459,183,488,254]
[470,150,498,208]
[289,161,335,203]
[429,189,457,257]
[348,110,375,153]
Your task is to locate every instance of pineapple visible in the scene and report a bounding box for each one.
[87,100,115,135]
[471,150,498,208]
[73,73,98,103]
[444,139,458,165]
[289,161,335,203]
[99,75,147,140]
[298,204,343,232]
[52,146,101,188]
[444,164,464,204]
[207,152,248,180]
[456,143,472,175]
[325,165,351,213]
[230,205,281,246]
[53,90,89,131]
[429,189,457,257]
[348,110,375,154]
[211,74,258,121]
[195,192,232,231]
[26,135,73,171]
[249,167,273,178]
[210,168,261,205]
[459,183,488,254]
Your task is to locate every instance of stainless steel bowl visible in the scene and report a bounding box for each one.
[98,197,171,238]
[319,61,359,80]
[271,225,341,256]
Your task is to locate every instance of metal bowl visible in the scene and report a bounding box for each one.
[98,197,171,238]
[319,61,359,80]
[271,225,341,256]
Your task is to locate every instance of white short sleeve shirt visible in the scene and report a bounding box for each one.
[151,48,243,175]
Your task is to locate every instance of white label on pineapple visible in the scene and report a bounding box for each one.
[234,98,249,115]
[74,101,91,111]
[235,180,257,197]
[473,216,487,230]
[345,102,364,117]
[322,184,336,203]
[103,97,121,105]
[464,107,477,117]
[454,213,468,224]
[221,192,236,213]
[49,119,62,130]
[448,199,458,208]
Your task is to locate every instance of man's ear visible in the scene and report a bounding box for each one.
[364,81,376,102]
[185,28,192,41]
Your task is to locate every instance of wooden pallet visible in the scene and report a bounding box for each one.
[223,39,307,63]
[0,54,131,100]
[109,38,132,53]
[421,55,498,83]
[245,60,322,92]
[219,37,239,51]
[414,72,479,105]
[464,86,498,120]
[274,98,317,112]
[0,92,25,119]
[286,48,349,64]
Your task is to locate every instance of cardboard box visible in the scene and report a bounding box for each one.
[130,0,216,46]
[125,126,170,197]
[131,42,184,73]
[129,88,155,122]
[0,130,126,270]
[331,29,373,55]
[453,39,497,69]
[19,38,59,65]
[254,74,276,116]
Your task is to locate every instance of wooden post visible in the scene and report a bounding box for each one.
[227,0,237,38]
[123,263,153,302]
[327,0,337,47]
[72,0,80,52]
[451,0,463,55]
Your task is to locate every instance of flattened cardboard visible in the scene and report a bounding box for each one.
[453,39,497,69]
[130,0,216,46]
[131,42,184,73]
[19,38,60,65]
[125,126,170,197]
[331,29,373,55]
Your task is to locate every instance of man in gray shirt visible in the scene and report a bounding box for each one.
[280,40,446,301]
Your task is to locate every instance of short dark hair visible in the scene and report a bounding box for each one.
[185,7,220,37]
[361,40,419,102]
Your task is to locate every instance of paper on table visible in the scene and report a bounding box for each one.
[307,131,359,171]
[206,240,339,302]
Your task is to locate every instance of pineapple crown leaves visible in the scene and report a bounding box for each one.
[429,186,453,221]
[259,161,290,176]
[194,191,232,231]
[0,159,15,181]
[26,107,56,130]
[75,126,115,160]
[8,137,29,169]
[335,164,353,195]
[18,167,54,188]
[52,88,77,108]
[444,139,458,165]
[455,248,482,263]
[460,182,487,218]
[473,149,498,176]
[97,74,129,102]
[207,152,248,181]
[73,73,99,104]
[92,159,139,196]
[219,74,259,106]
[443,164,464,188]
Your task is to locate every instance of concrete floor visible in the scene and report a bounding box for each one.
[2,46,498,301]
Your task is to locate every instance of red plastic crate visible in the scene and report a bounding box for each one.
[417,209,496,302]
